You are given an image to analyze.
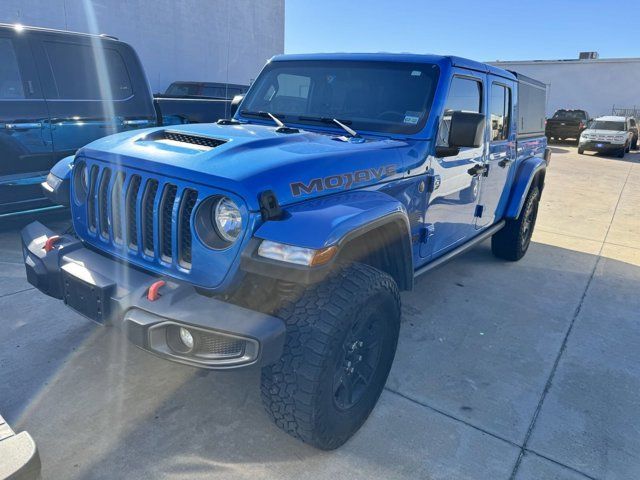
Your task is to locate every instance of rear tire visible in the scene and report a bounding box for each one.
[492,185,540,261]
[261,263,401,450]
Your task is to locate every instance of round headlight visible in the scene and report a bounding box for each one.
[213,197,242,242]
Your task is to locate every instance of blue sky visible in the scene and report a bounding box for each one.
[285,1,639,61]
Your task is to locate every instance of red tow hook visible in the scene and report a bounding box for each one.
[147,280,166,302]
[43,235,62,252]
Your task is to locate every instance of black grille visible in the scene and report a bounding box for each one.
[98,169,112,238]
[85,166,198,270]
[195,333,246,358]
[125,175,141,247]
[162,131,226,149]
[111,172,125,244]
[87,166,99,232]
[159,184,178,260]
[178,189,198,266]
[141,180,159,255]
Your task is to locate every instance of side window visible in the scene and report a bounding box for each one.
[44,41,132,100]
[490,83,511,141]
[0,38,25,99]
[437,76,482,146]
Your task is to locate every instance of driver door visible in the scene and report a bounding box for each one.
[423,72,486,259]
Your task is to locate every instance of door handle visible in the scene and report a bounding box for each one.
[467,164,488,176]
[4,122,42,130]
[498,158,513,168]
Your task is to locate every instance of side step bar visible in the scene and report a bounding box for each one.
[414,220,505,278]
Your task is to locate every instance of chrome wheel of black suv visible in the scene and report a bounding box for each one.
[491,185,540,261]
[260,263,400,450]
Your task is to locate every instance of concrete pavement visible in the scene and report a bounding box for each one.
[0,145,638,479]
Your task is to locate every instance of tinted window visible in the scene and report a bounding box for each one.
[44,41,132,100]
[437,77,482,146]
[241,60,440,134]
[553,110,586,120]
[590,121,625,131]
[201,86,243,99]
[629,119,636,127]
[166,83,199,96]
[444,77,482,113]
[490,84,511,141]
[518,81,546,135]
[0,38,25,99]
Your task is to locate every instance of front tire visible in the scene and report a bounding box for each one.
[492,185,540,261]
[261,263,401,450]
[578,147,584,154]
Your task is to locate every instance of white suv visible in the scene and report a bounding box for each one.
[578,116,632,158]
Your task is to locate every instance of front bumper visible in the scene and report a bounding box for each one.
[21,221,285,369]
[579,141,624,152]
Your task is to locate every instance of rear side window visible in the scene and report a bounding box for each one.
[0,38,25,99]
[490,83,511,141]
[44,41,132,100]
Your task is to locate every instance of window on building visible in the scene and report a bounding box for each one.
[0,38,25,99]
[490,83,511,141]
[44,41,132,100]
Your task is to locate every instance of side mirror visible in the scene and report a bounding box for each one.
[436,111,486,157]
[230,94,244,117]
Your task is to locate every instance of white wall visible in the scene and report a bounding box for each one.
[1,0,284,92]
[489,59,640,118]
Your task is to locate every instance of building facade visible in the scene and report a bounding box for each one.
[1,0,284,92]
[490,56,640,118]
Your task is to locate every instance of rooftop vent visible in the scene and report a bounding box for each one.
[579,51,599,60]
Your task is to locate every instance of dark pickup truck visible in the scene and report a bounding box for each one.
[0,23,234,217]
[545,109,590,144]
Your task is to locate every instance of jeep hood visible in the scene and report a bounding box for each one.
[79,123,417,211]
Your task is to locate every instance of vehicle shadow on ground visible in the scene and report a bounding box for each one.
[548,146,570,154]
[579,150,640,164]
[9,239,638,479]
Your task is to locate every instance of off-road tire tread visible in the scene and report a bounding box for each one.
[260,263,400,450]
[491,185,540,261]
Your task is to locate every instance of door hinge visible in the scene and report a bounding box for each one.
[474,205,484,218]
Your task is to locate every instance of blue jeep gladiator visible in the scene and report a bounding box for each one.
[21,53,549,450]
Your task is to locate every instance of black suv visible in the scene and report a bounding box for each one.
[545,109,590,144]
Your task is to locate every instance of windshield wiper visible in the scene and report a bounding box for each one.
[239,110,299,134]
[297,116,364,142]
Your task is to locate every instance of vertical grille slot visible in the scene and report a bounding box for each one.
[98,168,112,238]
[87,165,99,232]
[125,175,141,248]
[178,189,198,267]
[141,179,159,256]
[111,172,125,244]
[159,184,178,261]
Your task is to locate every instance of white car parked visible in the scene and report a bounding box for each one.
[578,116,633,158]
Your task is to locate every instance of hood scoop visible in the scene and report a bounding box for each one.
[139,130,228,151]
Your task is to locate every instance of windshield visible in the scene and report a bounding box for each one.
[553,110,586,120]
[240,60,440,134]
[590,120,625,131]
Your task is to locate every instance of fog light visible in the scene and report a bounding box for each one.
[179,327,194,350]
